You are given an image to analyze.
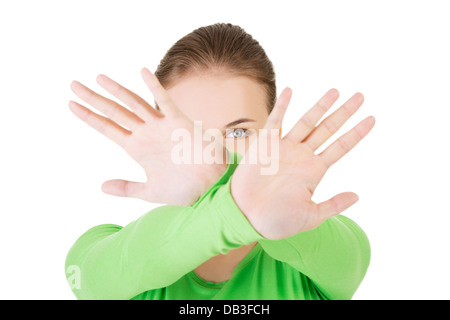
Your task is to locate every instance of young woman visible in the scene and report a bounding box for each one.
[66,23,375,300]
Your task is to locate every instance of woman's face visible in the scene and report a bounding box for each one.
[166,72,270,155]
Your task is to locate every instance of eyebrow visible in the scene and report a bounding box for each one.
[224,118,256,128]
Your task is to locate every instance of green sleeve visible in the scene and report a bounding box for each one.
[66,150,370,300]
[64,151,262,300]
[258,213,371,300]
[225,152,370,299]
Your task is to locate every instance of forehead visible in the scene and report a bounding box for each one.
[165,73,268,129]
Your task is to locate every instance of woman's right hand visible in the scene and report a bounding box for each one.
[69,68,227,206]
[231,88,375,240]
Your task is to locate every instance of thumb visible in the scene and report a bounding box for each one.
[101,179,146,199]
[316,192,359,221]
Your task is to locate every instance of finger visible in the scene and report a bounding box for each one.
[319,116,375,167]
[96,74,162,121]
[101,179,146,199]
[264,87,292,131]
[285,88,339,143]
[69,100,130,147]
[304,92,364,151]
[71,80,144,131]
[141,67,181,117]
[316,192,359,222]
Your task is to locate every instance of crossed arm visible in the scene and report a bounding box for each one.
[65,153,370,300]
[66,68,374,299]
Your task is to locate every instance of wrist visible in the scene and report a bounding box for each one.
[198,162,228,196]
[191,147,243,207]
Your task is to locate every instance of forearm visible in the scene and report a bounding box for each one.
[258,214,370,300]
[65,153,261,300]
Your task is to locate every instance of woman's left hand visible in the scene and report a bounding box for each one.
[69,68,227,206]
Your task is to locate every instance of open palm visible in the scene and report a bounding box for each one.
[69,68,226,206]
[231,88,375,240]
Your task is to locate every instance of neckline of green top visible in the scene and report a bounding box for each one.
[188,242,262,288]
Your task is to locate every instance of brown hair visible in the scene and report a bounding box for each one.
[154,22,276,113]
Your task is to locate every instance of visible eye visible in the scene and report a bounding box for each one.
[225,128,253,139]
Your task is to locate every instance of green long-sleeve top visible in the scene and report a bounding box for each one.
[65,151,370,300]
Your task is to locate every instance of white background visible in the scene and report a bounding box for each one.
[1,0,449,300]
